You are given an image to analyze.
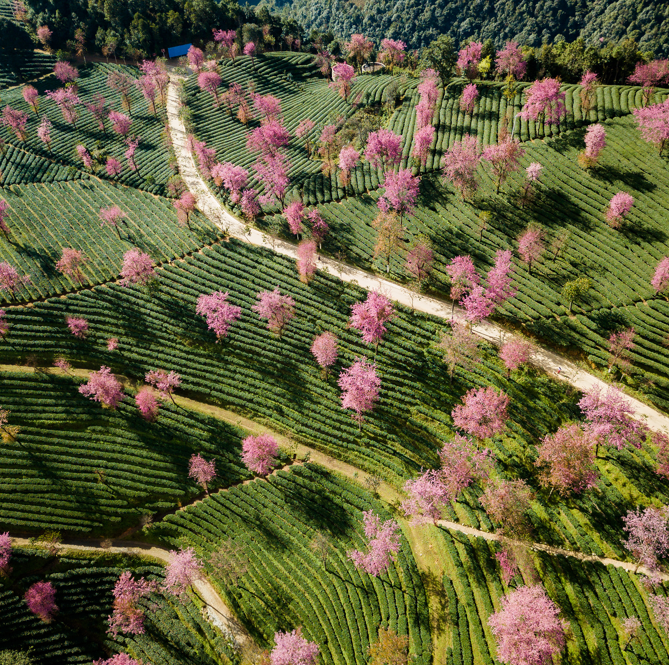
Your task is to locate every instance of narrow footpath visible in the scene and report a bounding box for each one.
[165,76,669,436]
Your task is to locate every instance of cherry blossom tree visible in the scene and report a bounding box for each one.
[437,321,482,381]
[338,145,360,186]
[330,63,356,100]
[495,548,519,586]
[46,88,80,126]
[196,291,241,340]
[105,157,122,178]
[295,118,316,155]
[66,316,88,339]
[187,45,205,72]
[37,25,52,49]
[284,201,305,237]
[94,655,143,665]
[347,510,400,576]
[579,71,599,114]
[253,94,282,123]
[621,616,641,650]
[486,249,517,307]
[108,110,132,136]
[254,152,290,206]
[519,78,567,126]
[578,384,647,455]
[518,226,545,275]
[0,262,30,298]
[145,369,181,404]
[457,42,482,79]
[108,571,155,636]
[378,168,420,226]
[241,433,279,476]
[349,292,395,346]
[252,287,295,335]
[411,125,435,165]
[629,59,669,106]
[499,338,533,376]
[173,191,197,227]
[23,85,39,115]
[441,134,481,200]
[99,206,127,238]
[416,69,439,128]
[188,453,216,492]
[401,470,453,524]
[519,162,542,207]
[124,136,140,172]
[338,358,380,426]
[650,595,669,635]
[406,242,434,286]
[460,83,479,113]
[163,547,203,597]
[622,505,669,572]
[119,249,155,288]
[107,71,134,111]
[270,627,320,665]
[240,188,260,220]
[197,71,222,106]
[212,163,249,203]
[297,239,317,283]
[309,209,329,248]
[54,61,79,84]
[25,581,58,622]
[135,74,157,115]
[652,257,669,294]
[535,423,598,496]
[495,41,527,80]
[608,327,635,374]
[579,124,606,168]
[632,98,669,154]
[79,366,124,409]
[461,285,496,325]
[311,331,338,374]
[135,388,159,422]
[75,144,94,170]
[488,585,567,665]
[37,116,52,152]
[107,337,118,351]
[1,106,28,140]
[379,38,406,71]
[481,478,534,537]
[0,200,9,238]
[364,129,403,171]
[482,137,525,194]
[345,33,374,71]
[192,139,217,179]
[606,192,634,228]
[0,532,11,572]
[446,254,480,308]
[452,386,509,442]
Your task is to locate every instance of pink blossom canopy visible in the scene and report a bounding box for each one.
[196,291,242,340]
[188,453,217,487]
[79,366,124,409]
[163,547,203,597]
[347,510,400,576]
[311,331,338,368]
[252,287,295,334]
[338,357,380,423]
[270,627,320,665]
[120,249,155,286]
[452,386,509,440]
[349,291,395,345]
[25,581,58,622]
[241,433,279,476]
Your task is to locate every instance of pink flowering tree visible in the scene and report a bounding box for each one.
[46,88,80,126]
[345,33,374,72]
[25,581,58,622]
[311,331,338,375]
[441,134,481,200]
[349,292,395,346]
[66,316,88,339]
[318,124,337,171]
[416,69,439,128]
[535,423,598,496]
[243,42,256,69]
[125,136,140,173]
[0,532,11,572]
[364,129,403,171]
[270,628,320,665]
[56,247,88,284]
[163,547,203,597]
[580,124,606,168]
[188,453,216,492]
[93,655,143,665]
[197,70,222,107]
[519,78,567,127]
[580,71,599,114]
[482,138,525,194]
[1,105,28,140]
[37,116,53,152]
[347,510,400,576]
[606,192,634,229]
[253,94,282,124]
[495,548,519,586]
[108,571,155,636]
[460,83,479,114]
[192,139,217,179]
[452,386,509,442]
[411,125,435,165]
[37,25,52,49]
[402,470,453,524]
[518,226,545,275]
[135,388,159,422]
[0,200,10,238]
[338,145,360,186]
[378,38,406,71]
[486,249,517,307]
[187,45,205,72]
[99,205,127,238]
[499,338,533,377]
[295,118,316,155]
[108,110,132,136]
[495,41,527,80]
[578,384,647,455]
[79,366,124,409]
[378,168,420,227]
[84,95,108,133]
[240,189,260,220]
[446,254,480,310]
[120,249,156,287]
[651,595,669,635]
[519,162,543,207]
[76,144,94,170]
[254,152,290,206]
[629,59,669,106]
[652,257,669,294]
[309,209,329,248]
[212,163,248,203]
[608,327,635,374]
[488,585,568,665]
[480,478,534,536]
[457,42,483,79]
[241,433,279,476]
[330,62,356,100]
[284,201,305,237]
[54,61,78,84]
[622,505,669,572]
[297,239,318,283]
[338,358,380,427]
[196,291,241,341]
[0,262,30,299]
[145,369,181,404]
[23,85,39,115]
[252,287,295,335]
[173,191,197,228]
[632,98,669,154]
[406,243,434,286]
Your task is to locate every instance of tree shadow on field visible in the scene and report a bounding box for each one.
[18,244,60,276]
[546,129,587,153]
[421,568,451,635]
[589,308,630,338]
[534,187,593,231]
[592,165,657,194]
[619,222,667,245]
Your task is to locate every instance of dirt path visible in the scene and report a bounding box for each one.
[165,77,669,436]
[8,536,255,653]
